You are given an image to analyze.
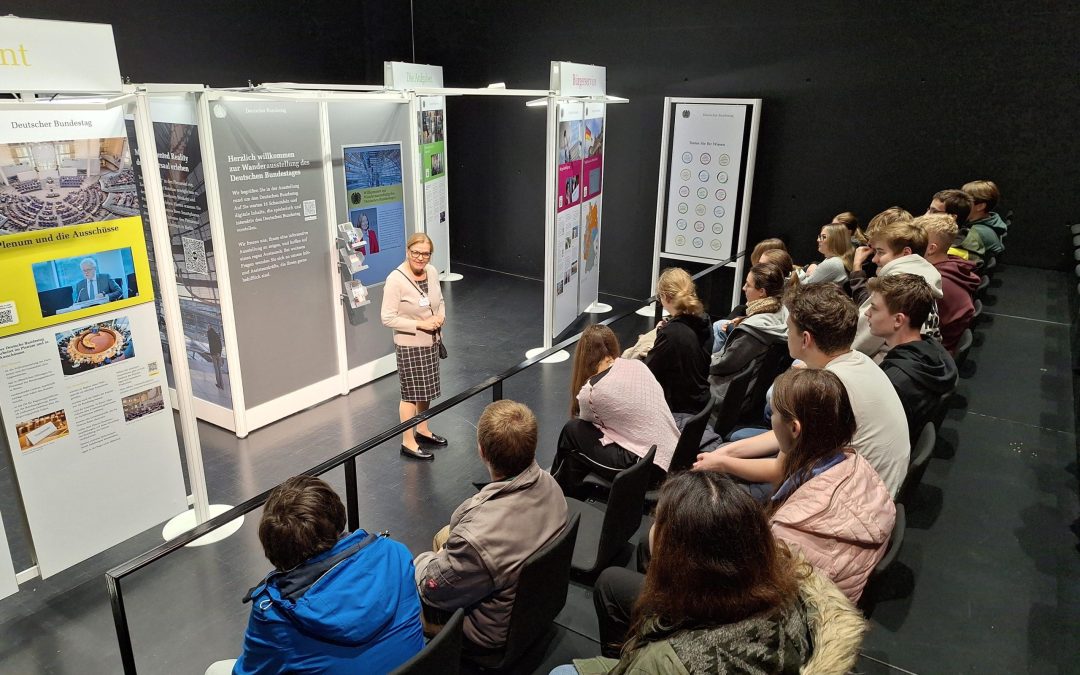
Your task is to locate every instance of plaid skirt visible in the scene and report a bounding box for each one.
[396,343,441,402]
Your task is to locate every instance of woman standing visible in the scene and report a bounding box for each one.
[381,233,446,461]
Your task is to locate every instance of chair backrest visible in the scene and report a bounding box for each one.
[668,398,716,473]
[873,503,905,576]
[595,446,656,570]
[711,366,754,438]
[977,275,990,293]
[956,328,974,366]
[898,423,935,505]
[389,608,465,675]
[972,298,983,321]
[496,512,581,668]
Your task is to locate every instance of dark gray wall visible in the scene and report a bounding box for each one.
[11,1,1079,304]
[411,1,1080,300]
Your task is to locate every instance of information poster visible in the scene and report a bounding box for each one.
[553,102,583,336]
[577,103,605,312]
[0,510,17,600]
[342,142,406,287]
[418,96,450,275]
[0,107,186,578]
[209,100,336,408]
[663,103,747,260]
[130,98,231,408]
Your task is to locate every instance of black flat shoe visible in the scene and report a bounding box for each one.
[415,431,448,447]
[401,444,434,461]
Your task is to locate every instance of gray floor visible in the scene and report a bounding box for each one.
[0,262,1078,674]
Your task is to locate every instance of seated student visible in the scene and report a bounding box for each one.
[570,472,865,670]
[231,476,423,675]
[850,217,943,359]
[724,245,794,321]
[644,268,712,415]
[833,210,868,246]
[962,179,1007,257]
[927,188,984,261]
[866,274,958,441]
[800,223,853,285]
[709,262,788,423]
[856,206,912,281]
[750,236,787,265]
[414,400,568,652]
[766,369,896,603]
[694,282,910,498]
[554,325,679,498]
[921,213,980,354]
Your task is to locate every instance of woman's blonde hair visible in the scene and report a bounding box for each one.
[657,267,704,316]
[406,232,435,253]
[819,223,854,271]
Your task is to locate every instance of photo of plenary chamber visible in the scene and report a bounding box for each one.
[121,386,164,423]
[0,137,138,234]
[54,317,135,376]
[33,247,138,317]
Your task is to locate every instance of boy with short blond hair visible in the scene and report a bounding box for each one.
[921,214,979,354]
[850,216,943,359]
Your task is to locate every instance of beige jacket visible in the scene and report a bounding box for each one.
[413,462,568,649]
[381,262,445,347]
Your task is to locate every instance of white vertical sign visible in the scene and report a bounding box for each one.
[0,17,122,94]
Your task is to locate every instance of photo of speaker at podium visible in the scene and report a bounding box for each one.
[32,247,138,318]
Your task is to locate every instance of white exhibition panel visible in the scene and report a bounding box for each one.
[0,512,17,600]
[552,101,585,337]
[0,303,187,578]
[662,103,747,261]
[418,95,451,277]
[0,17,122,94]
[576,102,605,312]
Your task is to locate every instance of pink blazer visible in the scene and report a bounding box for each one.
[381,263,445,347]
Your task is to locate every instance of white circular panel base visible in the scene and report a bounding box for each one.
[525,347,571,363]
[584,302,613,314]
[440,272,464,282]
[635,304,670,318]
[162,504,244,547]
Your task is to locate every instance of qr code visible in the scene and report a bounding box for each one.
[303,199,317,217]
[148,361,159,376]
[182,236,209,275]
[0,301,18,327]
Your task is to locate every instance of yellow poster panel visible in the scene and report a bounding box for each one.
[0,216,155,338]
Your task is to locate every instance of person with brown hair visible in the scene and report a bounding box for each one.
[832,210,867,245]
[926,189,973,229]
[644,268,712,415]
[959,179,1006,258]
[921,214,980,354]
[850,216,943,359]
[563,472,865,673]
[231,476,424,674]
[866,274,958,441]
[382,232,447,460]
[554,325,679,498]
[750,237,787,265]
[414,400,567,652]
[767,369,896,603]
[695,282,909,498]
[800,223,853,285]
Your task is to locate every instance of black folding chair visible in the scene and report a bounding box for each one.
[390,609,464,675]
[898,423,935,507]
[464,514,581,672]
[566,447,655,578]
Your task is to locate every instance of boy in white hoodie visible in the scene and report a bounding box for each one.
[849,217,943,360]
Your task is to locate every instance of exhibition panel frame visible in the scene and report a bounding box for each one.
[651,97,762,309]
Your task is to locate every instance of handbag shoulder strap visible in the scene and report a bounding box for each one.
[395,268,436,317]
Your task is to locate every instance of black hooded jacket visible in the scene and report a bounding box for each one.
[645,313,713,415]
[880,337,958,441]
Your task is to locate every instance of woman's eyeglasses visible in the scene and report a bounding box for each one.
[409,250,432,260]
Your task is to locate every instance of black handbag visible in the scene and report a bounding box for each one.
[436,331,448,360]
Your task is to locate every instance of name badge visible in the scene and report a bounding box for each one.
[418,296,430,307]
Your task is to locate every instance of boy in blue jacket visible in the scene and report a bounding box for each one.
[231,476,424,674]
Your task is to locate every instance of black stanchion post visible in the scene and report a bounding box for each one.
[107,574,138,674]
[492,380,503,402]
[344,457,359,532]
[653,300,663,325]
